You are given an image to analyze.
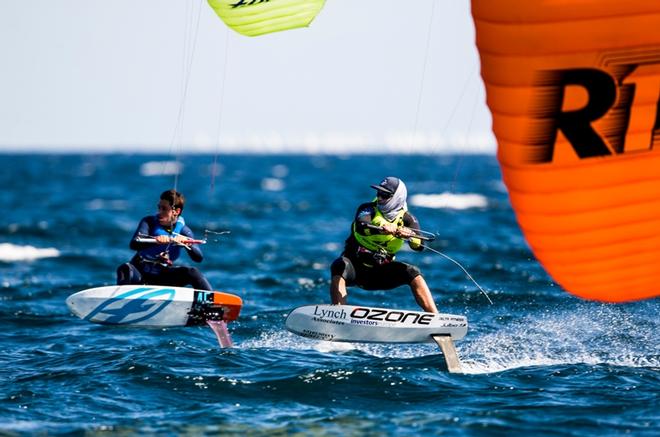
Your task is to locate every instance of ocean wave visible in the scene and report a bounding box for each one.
[85,199,129,211]
[0,243,60,262]
[261,178,285,192]
[409,193,488,209]
[139,161,183,176]
[459,304,659,374]
[2,154,657,434]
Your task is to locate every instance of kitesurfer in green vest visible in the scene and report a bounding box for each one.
[330,177,439,313]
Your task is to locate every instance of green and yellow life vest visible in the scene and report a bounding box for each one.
[353,205,407,256]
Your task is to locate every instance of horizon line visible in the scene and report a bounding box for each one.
[0,131,497,154]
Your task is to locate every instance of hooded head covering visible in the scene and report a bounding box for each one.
[371,177,407,221]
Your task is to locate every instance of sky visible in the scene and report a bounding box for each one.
[0,0,494,153]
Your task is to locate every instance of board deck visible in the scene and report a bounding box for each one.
[66,285,242,327]
[285,304,467,343]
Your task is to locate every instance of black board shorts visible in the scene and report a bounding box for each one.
[330,255,421,290]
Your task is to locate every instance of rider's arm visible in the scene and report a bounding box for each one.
[129,217,153,251]
[353,203,379,235]
[403,212,424,251]
[180,226,204,262]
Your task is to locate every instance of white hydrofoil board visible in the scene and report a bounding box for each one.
[285,304,467,343]
[66,285,242,327]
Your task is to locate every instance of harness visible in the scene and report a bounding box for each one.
[352,205,406,266]
[135,216,186,273]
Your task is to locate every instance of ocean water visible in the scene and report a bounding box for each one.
[0,153,657,436]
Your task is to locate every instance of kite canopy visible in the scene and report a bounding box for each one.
[207,0,326,37]
[472,0,660,302]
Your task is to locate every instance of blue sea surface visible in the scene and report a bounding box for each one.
[0,154,658,435]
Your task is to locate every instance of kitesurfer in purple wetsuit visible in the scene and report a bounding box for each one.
[116,189,212,290]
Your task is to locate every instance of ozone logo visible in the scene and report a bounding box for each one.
[349,307,433,325]
[84,287,176,324]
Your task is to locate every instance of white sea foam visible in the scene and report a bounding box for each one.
[460,305,659,374]
[0,243,60,262]
[246,328,433,359]
[313,341,356,353]
[241,329,360,354]
[250,302,658,375]
[409,192,488,209]
[261,178,285,192]
[85,199,128,211]
[139,161,183,176]
[239,329,313,350]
